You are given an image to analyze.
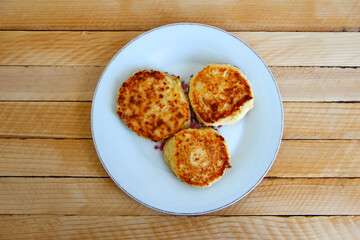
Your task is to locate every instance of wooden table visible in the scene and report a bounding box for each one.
[0,1,359,239]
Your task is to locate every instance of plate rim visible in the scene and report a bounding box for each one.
[91,22,284,215]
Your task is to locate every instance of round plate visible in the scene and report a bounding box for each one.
[91,23,283,215]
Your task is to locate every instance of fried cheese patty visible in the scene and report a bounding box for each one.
[189,64,254,126]
[117,70,190,142]
[163,128,230,187]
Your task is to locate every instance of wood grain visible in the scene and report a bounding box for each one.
[0,178,359,215]
[0,66,102,101]
[0,215,359,240]
[272,67,360,101]
[283,102,360,139]
[0,0,359,31]
[0,139,105,177]
[0,139,359,178]
[1,66,359,101]
[0,102,358,139]
[269,140,360,177]
[0,31,140,66]
[0,102,91,138]
[235,32,360,67]
[1,31,360,66]
[0,0,358,237]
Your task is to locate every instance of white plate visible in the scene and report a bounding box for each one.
[91,23,283,215]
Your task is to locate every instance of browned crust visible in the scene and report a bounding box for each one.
[173,129,230,187]
[117,70,190,142]
[189,64,253,124]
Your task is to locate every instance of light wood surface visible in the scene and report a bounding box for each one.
[269,140,360,177]
[1,31,360,66]
[0,102,358,139]
[283,102,360,139]
[0,139,106,177]
[0,139,359,177]
[0,102,92,138]
[0,66,102,101]
[1,178,359,216]
[1,66,359,101]
[271,67,360,101]
[1,0,359,32]
[1,216,359,240]
[1,0,359,238]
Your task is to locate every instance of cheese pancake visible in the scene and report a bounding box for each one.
[163,128,230,187]
[117,70,190,142]
[189,64,254,126]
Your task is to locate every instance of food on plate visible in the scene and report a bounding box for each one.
[117,70,190,142]
[163,128,230,187]
[189,64,254,126]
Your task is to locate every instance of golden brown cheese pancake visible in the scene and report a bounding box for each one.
[117,70,190,142]
[189,64,254,126]
[163,128,230,187]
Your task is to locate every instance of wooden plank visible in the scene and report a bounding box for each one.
[0,31,360,66]
[0,139,359,178]
[268,140,360,177]
[0,66,102,101]
[0,102,358,139]
[0,31,140,66]
[272,67,360,102]
[234,32,360,67]
[0,0,359,31]
[0,139,106,177]
[0,178,359,215]
[0,216,359,240]
[1,66,359,101]
[283,102,360,139]
[0,102,91,138]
